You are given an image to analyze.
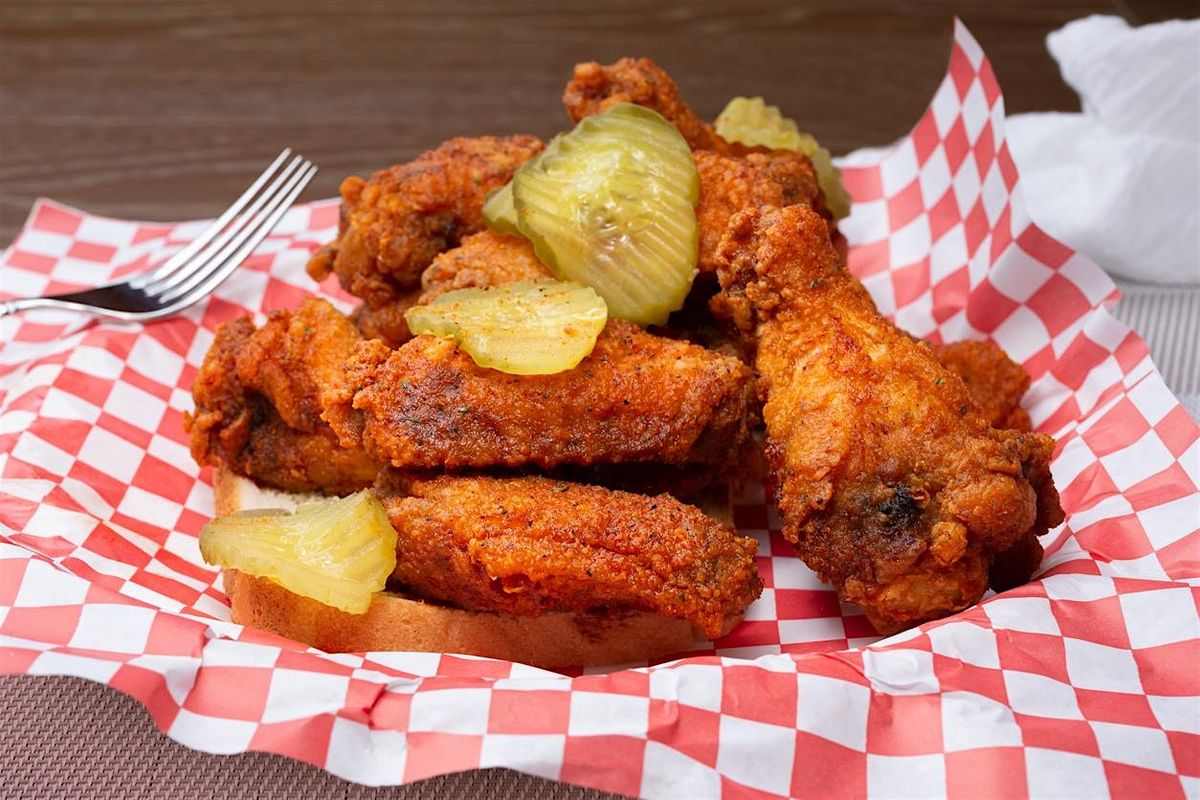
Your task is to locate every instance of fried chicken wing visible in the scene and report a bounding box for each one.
[375,470,762,639]
[235,298,364,432]
[324,320,756,470]
[185,307,383,495]
[307,135,544,306]
[714,205,1063,634]
[932,340,1032,432]
[564,57,739,154]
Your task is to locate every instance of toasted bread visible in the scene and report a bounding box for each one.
[216,466,716,668]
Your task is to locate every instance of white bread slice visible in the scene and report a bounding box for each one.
[216,466,715,668]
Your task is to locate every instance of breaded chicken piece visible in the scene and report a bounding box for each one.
[564,57,740,154]
[324,320,757,470]
[235,298,364,432]
[714,205,1063,635]
[350,286,423,348]
[185,314,383,495]
[347,231,548,347]
[306,135,544,306]
[695,150,826,272]
[375,470,763,639]
[928,339,1039,592]
[419,230,550,303]
[932,340,1033,432]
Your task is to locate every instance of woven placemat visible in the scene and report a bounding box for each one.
[0,676,624,799]
[1111,281,1200,420]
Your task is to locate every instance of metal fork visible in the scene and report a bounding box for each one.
[0,149,316,322]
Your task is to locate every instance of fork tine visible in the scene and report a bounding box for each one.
[145,155,305,298]
[155,162,316,307]
[129,148,293,290]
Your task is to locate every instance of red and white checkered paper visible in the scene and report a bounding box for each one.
[2,21,1197,798]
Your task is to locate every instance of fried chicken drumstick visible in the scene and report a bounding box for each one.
[714,205,1063,634]
[376,470,762,640]
[325,319,756,470]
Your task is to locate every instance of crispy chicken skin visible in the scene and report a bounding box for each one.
[929,340,1041,592]
[564,57,740,154]
[419,230,550,303]
[324,320,757,470]
[932,340,1033,432]
[307,135,544,306]
[695,150,826,272]
[236,298,364,432]
[184,304,383,495]
[714,205,1063,634]
[350,286,423,348]
[375,470,763,639]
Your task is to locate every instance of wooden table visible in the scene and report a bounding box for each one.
[0,1,1192,798]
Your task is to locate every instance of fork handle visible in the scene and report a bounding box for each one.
[0,297,61,317]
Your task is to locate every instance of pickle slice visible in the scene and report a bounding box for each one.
[483,141,553,236]
[482,181,520,235]
[715,96,853,220]
[512,103,699,326]
[200,490,397,615]
[406,280,607,375]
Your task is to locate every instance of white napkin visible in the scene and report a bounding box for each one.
[1005,15,1200,285]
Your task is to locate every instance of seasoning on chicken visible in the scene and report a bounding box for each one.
[235,297,364,431]
[324,320,756,470]
[375,470,763,640]
[350,286,424,348]
[563,57,741,154]
[420,230,550,303]
[931,340,1033,432]
[185,301,383,495]
[713,204,1063,635]
[307,135,544,306]
[695,149,827,271]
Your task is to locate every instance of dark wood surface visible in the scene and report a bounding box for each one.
[1,0,1190,246]
[1,2,1194,799]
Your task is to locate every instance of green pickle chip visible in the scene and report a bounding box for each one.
[406,280,608,375]
[511,104,700,326]
[482,181,520,235]
[199,490,397,615]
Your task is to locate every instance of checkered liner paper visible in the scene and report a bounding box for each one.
[1,21,1197,799]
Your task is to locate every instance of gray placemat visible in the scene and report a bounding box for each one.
[0,676,627,800]
[1111,280,1200,420]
